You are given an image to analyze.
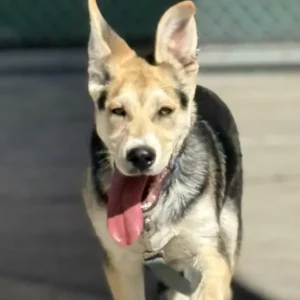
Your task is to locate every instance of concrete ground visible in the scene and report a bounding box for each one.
[200,72,300,300]
[0,67,299,300]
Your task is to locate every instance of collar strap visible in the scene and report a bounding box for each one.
[144,253,201,295]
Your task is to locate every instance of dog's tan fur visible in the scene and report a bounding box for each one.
[84,1,240,300]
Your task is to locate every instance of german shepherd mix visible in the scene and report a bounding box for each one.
[83,0,243,299]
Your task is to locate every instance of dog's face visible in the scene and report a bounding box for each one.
[87,0,199,176]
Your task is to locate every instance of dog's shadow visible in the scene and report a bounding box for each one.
[231,280,272,300]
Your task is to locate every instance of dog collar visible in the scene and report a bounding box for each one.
[144,254,201,296]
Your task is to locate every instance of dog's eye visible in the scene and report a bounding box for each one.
[158,107,174,117]
[111,107,126,117]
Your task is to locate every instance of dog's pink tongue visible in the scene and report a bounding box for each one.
[107,171,148,247]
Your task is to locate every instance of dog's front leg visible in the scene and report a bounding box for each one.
[104,254,145,300]
[192,246,232,300]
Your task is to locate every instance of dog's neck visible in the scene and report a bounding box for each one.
[147,121,209,225]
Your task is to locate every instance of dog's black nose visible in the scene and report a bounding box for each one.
[126,147,156,171]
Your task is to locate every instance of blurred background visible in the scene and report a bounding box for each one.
[0,0,299,300]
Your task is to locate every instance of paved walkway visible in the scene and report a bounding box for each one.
[0,69,299,300]
[200,72,300,300]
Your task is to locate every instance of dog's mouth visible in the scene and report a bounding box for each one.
[107,169,168,247]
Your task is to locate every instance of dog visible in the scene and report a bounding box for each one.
[82,1,243,299]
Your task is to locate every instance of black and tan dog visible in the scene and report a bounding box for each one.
[83,1,243,299]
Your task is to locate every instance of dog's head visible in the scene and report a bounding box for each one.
[87,0,198,176]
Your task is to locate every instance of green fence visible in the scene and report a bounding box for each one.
[0,0,299,48]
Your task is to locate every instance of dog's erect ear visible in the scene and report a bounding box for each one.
[155,1,198,77]
[87,0,135,101]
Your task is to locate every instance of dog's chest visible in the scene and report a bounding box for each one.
[141,193,219,270]
[140,227,195,273]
